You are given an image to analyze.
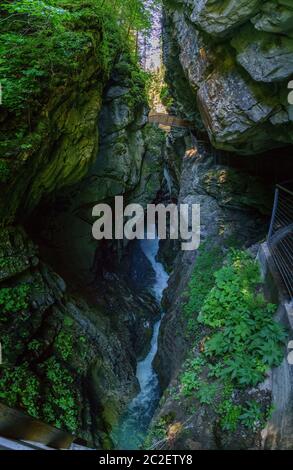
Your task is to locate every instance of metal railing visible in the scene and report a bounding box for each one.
[267,182,293,300]
[0,402,89,450]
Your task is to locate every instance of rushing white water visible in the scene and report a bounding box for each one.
[112,227,169,450]
[163,168,172,198]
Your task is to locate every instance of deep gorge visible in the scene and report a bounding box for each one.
[0,0,292,452]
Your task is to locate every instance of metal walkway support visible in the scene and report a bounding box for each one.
[267,182,293,300]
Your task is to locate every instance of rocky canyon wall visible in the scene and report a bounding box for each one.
[0,33,165,448]
[147,0,293,451]
[162,0,293,155]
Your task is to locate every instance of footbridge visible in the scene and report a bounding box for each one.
[148,112,195,129]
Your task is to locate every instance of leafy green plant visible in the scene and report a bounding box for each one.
[41,357,79,433]
[0,284,30,315]
[180,357,205,396]
[183,243,223,334]
[218,356,268,388]
[55,317,74,360]
[27,339,42,353]
[217,399,243,432]
[160,84,174,109]
[240,401,265,431]
[199,251,286,389]
[0,0,157,159]
[0,161,10,183]
[0,302,81,433]
[0,364,41,418]
[145,415,173,449]
[196,382,218,405]
[181,370,201,397]
[179,248,287,434]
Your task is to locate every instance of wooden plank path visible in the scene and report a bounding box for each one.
[148,112,195,129]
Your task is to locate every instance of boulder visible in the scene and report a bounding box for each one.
[251,1,293,37]
[232,25,293,82]
[163,1,293,154]
[190,0,261,37]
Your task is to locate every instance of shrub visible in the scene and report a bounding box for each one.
[200,251,286,388]
[180,248,287,433]
[183,243,223,334]
[217,399,242,432]
[180,357,205,395]
[0,284,30,316]
[0,161,10,183]
[240,400,265,431]
[0,364,41,418]
[41,358,79,433]
[160,84,174,108]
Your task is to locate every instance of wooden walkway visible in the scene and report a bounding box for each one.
[148,112,194,129]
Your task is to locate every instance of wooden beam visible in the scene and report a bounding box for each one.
[148,113,194,129]
[0,402,74,449]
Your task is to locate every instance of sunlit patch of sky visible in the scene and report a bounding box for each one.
[139,1,162,71]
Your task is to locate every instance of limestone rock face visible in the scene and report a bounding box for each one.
[197,70,276,154]
[190,0,261,38]
[31,61,165,290]
[155,133,270,384]
[173,11,213,89]
[0,227,136,446]
[162,10,202,126]
[0,222,159,448]
[252,1,293,36]
[162,1,293,154]
[0,47,164,447]
[151,133,271,450]
[0,58,105,225]
[232,25,293,82]
[0,226,37,281]
[79,91,147,202]
[62,59,163,209]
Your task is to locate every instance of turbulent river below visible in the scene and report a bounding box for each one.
[112,228,169,450]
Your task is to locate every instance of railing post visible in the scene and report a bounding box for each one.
[268,187,279,243]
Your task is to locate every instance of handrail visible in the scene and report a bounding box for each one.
[276,183,293,197]
[0,402,74,449]
[267,182,293,300]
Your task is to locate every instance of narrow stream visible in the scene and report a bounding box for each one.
[112,227,169,450]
